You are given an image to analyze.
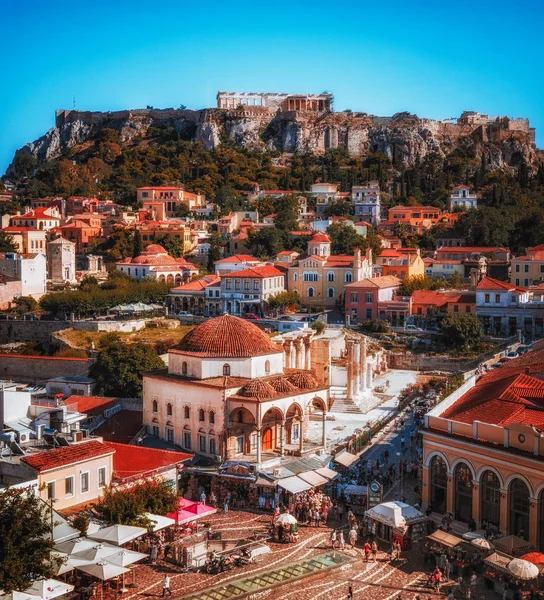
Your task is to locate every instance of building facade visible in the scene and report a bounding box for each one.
[47,237,77,284]
[351,181,381,225]
[449,185,478,210]
[116,244,198,283]
[344,276,408,325]
[511,244,544,287]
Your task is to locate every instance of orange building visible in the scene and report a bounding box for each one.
[53,220,102,253]
[377,248,425,279]
[411,290,475,317]
[382,206,460,234]
[422,350,544,549]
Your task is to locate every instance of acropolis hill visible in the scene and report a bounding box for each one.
[7,90,539,176]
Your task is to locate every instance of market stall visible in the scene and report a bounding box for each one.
[484,552,542,599]
[342,484,368,516]
[425,529,479,575]
[494,535,535,558]
[333,450,358,473]
[365,501,426,549]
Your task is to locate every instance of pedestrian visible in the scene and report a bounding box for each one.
[444,558,451,580]
[339,530,345,550]
[349,528,357,548]
[470,571,478,595]
[331,529,337,549]
[364,541,371,561]
[371,540,378,562]
[390,541,397,561]
[400,436,405,450]
[209,491,217,508]
[162,575,172,597]
[338,504,344,522]
[199,490,206,505]
[223,497,229,514]
[347,584,353,600]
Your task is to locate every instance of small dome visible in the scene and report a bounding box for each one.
[144,244,168,254]
[270,378,298,394]
[177,314,280,358]
[287,372,318,389]
[309,233,331,243]
[239,380,276,399]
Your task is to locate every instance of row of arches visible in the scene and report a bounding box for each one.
[429,455,544,548]
[157,273,191,285]
[151,400,215,424]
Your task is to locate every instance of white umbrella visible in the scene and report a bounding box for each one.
[88,524,147,546]
[105,549,148,567]
[54,537,98,555]
[275,513,297,525]
[49,551,71,577]
[5,592,38,600]
[508,558,540,580]
[471,538,493,550]
[76,561,130,581]
[462,531,483,541]
[72,543,120,562]
[365,502,405,527]
[25,579,74,600]
[144,513,176,532]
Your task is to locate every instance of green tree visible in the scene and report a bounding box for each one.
[132,230,142,258]
[207,231,226,271]
[249,227,287,258]
[214,186,243,215]
[0,487,55,593]
[13,296,38,315]
[274,194,300,232]
[0,231,18,253]
[323,199,352,218]
[326,222,364,255]
[440,314,484,350]
[397,275,434,296]
[155,234,184,258]
[359,319,390,333]
[90,340,165,397]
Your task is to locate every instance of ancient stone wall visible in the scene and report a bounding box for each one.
[0,353,92,382]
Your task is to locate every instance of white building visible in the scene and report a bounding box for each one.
[449,186,478,210]
[0,252,47,299]
[214,254,262,275]
[312,183,339,216]
[352,181,381,226]
[47,237,77,284]
[116,244,198,284]
[220,265,286,316]
[142,314,329,466]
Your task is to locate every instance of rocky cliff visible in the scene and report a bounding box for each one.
[6,106,540,176]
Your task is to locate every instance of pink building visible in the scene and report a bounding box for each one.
[344,276,409,326]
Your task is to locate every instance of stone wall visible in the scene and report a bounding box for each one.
[388,352,502,373]
[0,320,71,345]
[0,354,92,382]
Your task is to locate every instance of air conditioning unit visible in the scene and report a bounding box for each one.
[17,431,29,444]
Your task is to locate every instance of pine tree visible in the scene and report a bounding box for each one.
[132,230,142,258]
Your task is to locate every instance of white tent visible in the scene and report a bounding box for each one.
[25,579,74,600]
[508,558,540,580]
[365,501,425,528]
[105,549,148,567]
[88,524,147,546]
[3,592,38,600]
[77,561,129,581]
[54,537,98,555]
[72,543,120,563]
[144,513,176,532]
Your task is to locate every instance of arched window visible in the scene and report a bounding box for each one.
[167,403,173,416]
[430,456,448,514]
[182,361,188,376]
[327,272,335,282]
[238,410,243,423]
[184,406,190,419]
[198,428,207,452]
[199,409,205,422]
[209,437,217,455]
[152,400,158,413]
[223,363,231,376]
[345,272,353,283]
[293,273,298,282]
[265,360,270,375]
[481,470,501,528]
[454,463,473,523]
[509,479,530,539]
[327,287,335,298]
[307,287,315,298]
[209,411,215,424]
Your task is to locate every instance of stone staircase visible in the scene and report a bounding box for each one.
[329,388,366,415]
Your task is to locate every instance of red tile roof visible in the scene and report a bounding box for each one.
[476,277,526,293]
[214,255,259,264]
[344,276,401,289]
[171,276,220,291]
[309,233,331,243]
[437,246,508,253]
[411,290,449,306]
[21,441,114,473]
[105,442,192,480]
[222,266,284,279]
[93,410,145,444]
[66,396,117,416]
[2,226,41,232]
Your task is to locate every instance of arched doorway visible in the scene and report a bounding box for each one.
[262,427,273,451]
[285,404,303,445]
[430,455,448,514]
[481,470,501,527]
[454,463,473,523]
[539,490,544,552]
[509,479,530,539]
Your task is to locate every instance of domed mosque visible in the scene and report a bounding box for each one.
[143,314,329,467]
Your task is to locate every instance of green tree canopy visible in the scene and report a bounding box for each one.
[13,296,38,315]
[249,227,289,259]
[0,487,55,593]
[90,340,165,397]
[0,231,18,253]
[440,314,484,350]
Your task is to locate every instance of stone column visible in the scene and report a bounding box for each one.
[360,337,367,392]
[529,497,538,547]
[290,341,297,368]
[299,423,304,455]
[472,481,480,528]
[322,411,327,448]
[499,489,508,535]
[367,366,373,389]
[353,342,361,396]
[446,473,454,515]
[346,341,354,401]
[256,428,262,465]
[304,336,312,370]
[283,340,291,370]
[280,420,286,457]
[295,339,303,369]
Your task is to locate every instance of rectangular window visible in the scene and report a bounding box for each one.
[209,438,216,455]
[540,265,544,274]
[199,435,206,452]
[235,280,240,290]
[236,436,244,453]
[485,294,490,303]
[365,293,373,304]
[98,467,106,488]
[454,305,459,313]
[465,305,471,313]
[226,280,232,290]
[244,280,250,290]
[516,279,520,286]
[81,472,90,494]
[152,425,159,436]
[253,280,259,290]
[366,308,372,320]
[167,428,174,442]
[524,264,529,273]
[183,432,192,449]
[515,264,520,272]
[47,481,55,500]
[350,292,358,303]
[65,476,74,496]
[495,294,500,303]
[524,279,529,287]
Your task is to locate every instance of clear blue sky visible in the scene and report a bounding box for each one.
[2,0,543,175]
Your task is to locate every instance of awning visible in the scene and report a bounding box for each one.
[427,530,464,548]
[144,513,176,532]
[334,451,358,467]
[485,551,515,573]
[255,476,276,488]
[277,476,312,494]
[297,471,329,487]
[315,467,339,480]
[344,484,368,496]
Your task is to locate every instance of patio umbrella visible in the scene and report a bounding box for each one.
[144,513,176,532]
[462,531,483,541]
[72,543,120,562]
[520,552,544,566]
[471,538,493,550]
[105,550,148,567]
[5,592,39,600]
[275,514,297,525]
[54,537,98,555]
[25,579,74,600]
[365,502,405,528]
[88,524,147,546]
[76,561,130,581]
[508,558,540,580]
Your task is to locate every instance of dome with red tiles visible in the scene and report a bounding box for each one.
[239,380,276,399]
[309,233,331,243]
[130,244,179,266]
[177,314,280,358]
[287,372,318,389]
[270,377,298,394]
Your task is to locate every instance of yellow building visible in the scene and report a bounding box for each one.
[377,248,425,279]
[288,233,373,307]
[511,244,544,287]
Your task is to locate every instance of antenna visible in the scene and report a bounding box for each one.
[73,94,76,110]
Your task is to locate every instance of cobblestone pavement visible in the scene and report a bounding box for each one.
[118,510,497,600]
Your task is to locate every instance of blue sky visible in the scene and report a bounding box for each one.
[2,0,543,175]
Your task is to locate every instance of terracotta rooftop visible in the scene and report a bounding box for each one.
[66,396,117,416]
[309,233,331,243]
[476,276,526,293]
[105,442,191,480]
[214,254,259,264]
[21,440,114,473]
[344,276,401,289]
[239,380,276,399]
[171,276,220,292]
[175,314,280,358]
[222,266,284,279]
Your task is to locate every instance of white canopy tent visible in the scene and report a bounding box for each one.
[333,450,358,467]
[77,561,130,581]
[144,513,176,532]
[25,579,74,600]
[54,538,98,555]
[297,471,329,487]
[365,501,425,528]
[315,467,339,480]
[105,549,148,567]
[88,525,147,546]
[72,543,121,563]
[277,476,312,494]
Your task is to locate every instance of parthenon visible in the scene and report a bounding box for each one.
[216,91,333,112]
